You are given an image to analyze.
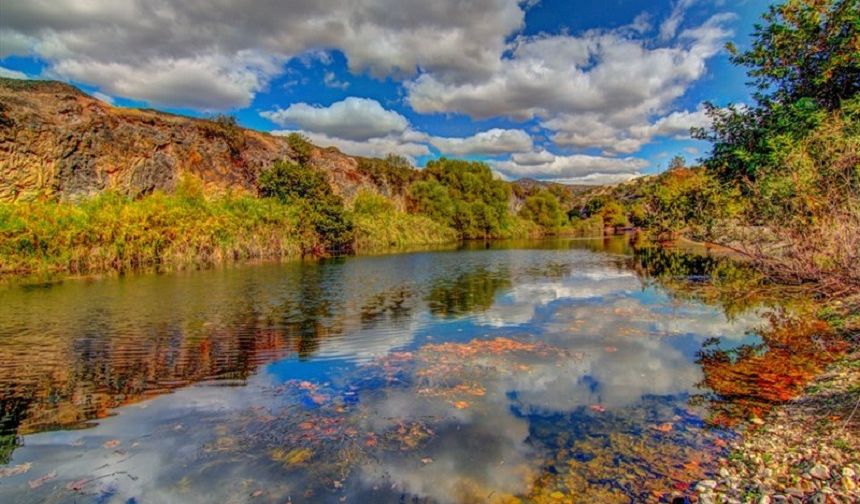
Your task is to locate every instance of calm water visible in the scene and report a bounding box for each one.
[0,237,780,503]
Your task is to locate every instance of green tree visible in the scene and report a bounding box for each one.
[410,158,511,238]
[286,133,314,165]
[519,190,565,231]
[258,160,353,252]
[695,0,858,183]
[729,0,859,110]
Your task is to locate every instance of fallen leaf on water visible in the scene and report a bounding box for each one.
[604,346,618,353]
[652,423,673,433]
[309,393,329,405]
[66,479,89,492]
[298,421,314,430]
[103,439,120,449]
[452,401,471,409]
[0,462,31,478]
[28,471,57,489]
[421,457,434,465]
[589,404,606,413]
[271,447,314,466]
[251,490,263,497]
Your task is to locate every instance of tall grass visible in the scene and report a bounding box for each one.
[352,191,457,251]
[0,190,306,275]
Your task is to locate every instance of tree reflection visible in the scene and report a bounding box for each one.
[426,267,512,317]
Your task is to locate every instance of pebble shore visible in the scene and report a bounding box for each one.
[692,352,860,504]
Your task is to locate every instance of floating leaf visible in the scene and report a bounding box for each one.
[66,479,89,492]
[28,471,57,489]
[0,462,31,478]
[271,447,313,466]
[103,439,120,449]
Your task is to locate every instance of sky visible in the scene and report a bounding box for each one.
[0,0,771,184]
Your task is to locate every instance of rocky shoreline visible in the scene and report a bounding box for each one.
[694,351,860,504]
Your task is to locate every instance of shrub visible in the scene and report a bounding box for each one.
[352,191,457,250]
[519,190,565,231]
[409,158,511,239]
[286,133,314,165]
[258,160,353,252]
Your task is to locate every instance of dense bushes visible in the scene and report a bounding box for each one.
[258,160,353,252]
[519,190,565,231]
[357,155,418,195]
[352,191,457,250]
[408,158,512,239]
[0,182,304,275]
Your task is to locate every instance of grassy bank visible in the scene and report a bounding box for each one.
[0,190,306,276]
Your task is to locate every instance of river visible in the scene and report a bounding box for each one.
[0,237,830,503]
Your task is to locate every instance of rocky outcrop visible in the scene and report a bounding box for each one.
[0,78,376,201]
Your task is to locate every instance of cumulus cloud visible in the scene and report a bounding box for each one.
[266,99,538,161]
[274,129,431,160]
[0,0,526,109]
[91,91,114,104]
[492,151,648,183]
[407,13,733,154]
[263,97,409,141]
[429,128,533,156]
[0,66,27,79]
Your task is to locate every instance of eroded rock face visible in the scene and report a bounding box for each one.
[0,78,377,201]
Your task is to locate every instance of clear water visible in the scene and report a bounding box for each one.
[0,237,770,503]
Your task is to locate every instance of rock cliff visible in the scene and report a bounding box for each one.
[0,78,375,201]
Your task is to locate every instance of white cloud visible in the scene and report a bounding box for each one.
[274,130,430,161]
[430,128,533,156]
[492,151,648,182]
[0,0,526,109]
[407,14,733,154]
[263,97,409,141]
[0,66,27,79]
[50,51,282,110]
[323,71,349,90]
[660,0,697,41]
[91,91,114,104]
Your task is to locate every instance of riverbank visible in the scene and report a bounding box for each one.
[694,295,860,504]
[0,190,462,278]
[698,351,860,503]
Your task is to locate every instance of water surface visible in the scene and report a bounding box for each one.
[0,237,801,503]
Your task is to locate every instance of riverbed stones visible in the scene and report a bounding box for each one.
[810,464,830,480]
[706,351,860,504]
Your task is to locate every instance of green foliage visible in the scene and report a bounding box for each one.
[409,158,511,239]
[286,132,314,165]
[357,154,418,195]
[0,188,305,275]
[696,0,858,183]
[519,190,565,231]
[352,191,457,250]
[258,160,353,252]
[599,200,630,229]
[728,0,859,110]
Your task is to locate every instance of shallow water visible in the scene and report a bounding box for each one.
[0,237,793,503]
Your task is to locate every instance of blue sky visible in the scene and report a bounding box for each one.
[0,0,771,184]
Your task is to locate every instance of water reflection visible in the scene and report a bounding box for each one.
[0,237,832,503]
